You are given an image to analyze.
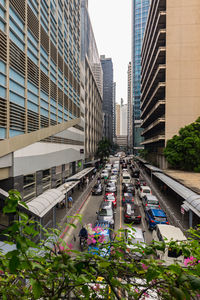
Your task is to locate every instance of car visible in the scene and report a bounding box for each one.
[145,208,169,230]
[100,200,114,211]
[122,183,135,195]
[111,168,118,176]
[92,183,103,195]
[122,163,127,169]
[105,164,112,171]
[110,175,118,181]
[122,192,134,206]
[131,169,140,178]
[142,194,160,210]
[122,173,132,185]
[107,179,117,186]
[135,179,147,190]
[105,182,117,194]
[138,185,152,199]
[101,170,109,179]
[104,192,117,208]
[96,206,115,229]
[123,203,141,223]
[124,227,145,260]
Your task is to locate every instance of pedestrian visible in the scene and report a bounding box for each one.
[91,174,94,180]
[68,194,73,208]
[86,176,89,186]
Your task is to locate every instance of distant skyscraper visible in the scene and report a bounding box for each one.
[113,82,116,139]
[120,102,128,136]
[132,0,150,153]
[116,104,121,136]
[100,55,114,143]
[127,62,133,152]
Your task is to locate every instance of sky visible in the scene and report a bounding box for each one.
[88,0,132,104]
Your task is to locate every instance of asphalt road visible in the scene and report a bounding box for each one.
[63,157,152,251]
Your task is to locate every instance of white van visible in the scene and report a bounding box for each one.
[152,224,187,266]
[122,173,131,185]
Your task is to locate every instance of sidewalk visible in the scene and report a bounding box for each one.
[56,173,99,231]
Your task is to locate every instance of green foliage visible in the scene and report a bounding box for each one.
[95,138,112,160]
[164,117,200,171]
[0,190,200,299]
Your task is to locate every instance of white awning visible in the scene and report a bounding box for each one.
[57,180,80,194]
[65,167,94,181]
[154,172,200,217]
[20,189,64,218]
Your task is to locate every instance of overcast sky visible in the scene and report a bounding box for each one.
[88,0,132,104]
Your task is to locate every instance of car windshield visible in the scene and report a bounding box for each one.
[106,195,115,200]
[148,200,159,205]
[127,205,134,214]
[154,216,167,222]
[143,189,150,193]
[99,209,113,216]
[123,176,130,180]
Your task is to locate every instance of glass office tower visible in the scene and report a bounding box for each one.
[132,0,149,153]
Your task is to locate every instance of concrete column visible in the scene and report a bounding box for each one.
[53,207,56,228]
[189,210,193,228]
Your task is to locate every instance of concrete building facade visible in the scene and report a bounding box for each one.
[81,0,103,162]
[127,62,133,152]
[115,104,121,136]
[0,0,84,202]
[132,0,150,153]
[141,0,200,168]
[113,82,116,140]
[100,55,114,143]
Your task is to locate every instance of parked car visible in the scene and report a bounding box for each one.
[122,192,134,206]
[122,183,135,195]
[105,182,117,194]
[142,195,160,210]
[131,169,140,178]
[138,185,152,199]
[101,170,109,179]
[123,203,141,223]
[96,205,115,229]
[104,192,117,208]
[92,183,103,195]
[124,227,145,260]
[145,208,169,230]
[135,179,147,190]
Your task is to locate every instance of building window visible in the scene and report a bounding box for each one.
[23,173,36,201]
[42,169,51,191]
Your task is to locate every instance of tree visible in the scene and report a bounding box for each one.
[95,138,112,160]
[164,117,200,171]
[0,190,200,299]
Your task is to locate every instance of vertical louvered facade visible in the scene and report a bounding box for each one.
[0,0,85,201]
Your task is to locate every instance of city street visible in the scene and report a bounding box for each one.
[62,157,152,251]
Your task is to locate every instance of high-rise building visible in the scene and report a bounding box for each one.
[81,0,103,162]
[100,55,114,143]
[113,82,116,140]
[127,62,133,152]
[132,0,150,153]
[0,0,84,201]
[141,0,200,168]
[116,104,121,136]
[120,100,128,136]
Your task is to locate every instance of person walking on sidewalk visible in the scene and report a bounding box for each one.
[68,194,73,208]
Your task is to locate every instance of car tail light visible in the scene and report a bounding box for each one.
[150,219,155,223]
[125,214,130,218]
[145,204,147,206]
[123,198,125,202]
[158,205,160,208]
[138,216,141,218]
[166,221,169,224]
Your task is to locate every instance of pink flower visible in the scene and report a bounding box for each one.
[141,264,148,270]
